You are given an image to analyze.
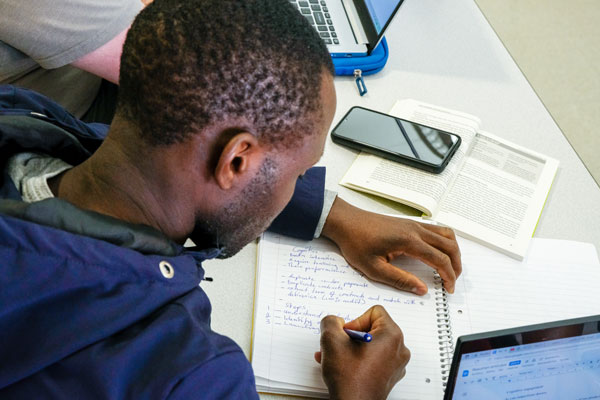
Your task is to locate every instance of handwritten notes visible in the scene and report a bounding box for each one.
[252,232,444,398]
[252,229,600,399]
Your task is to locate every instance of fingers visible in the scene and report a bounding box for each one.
[420,224,462,277]
[404,240,457,293]
[320,315,346,334]
[324,207,462,295]
[317,306,410,399]
[343,305,398,333]
[364,258,428,295]
[319,306,399,357]
[320,315,348,346]
[421,223,456,241]
[393,223,460,294]
[318,315,348,367]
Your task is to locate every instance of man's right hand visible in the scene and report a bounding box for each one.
[315,305,410,400]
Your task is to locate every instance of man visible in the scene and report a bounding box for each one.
[0,0,460,397]
[0,0,461,296]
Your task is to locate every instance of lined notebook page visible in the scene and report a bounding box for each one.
[448,237,600,340]
[252,232,445,399]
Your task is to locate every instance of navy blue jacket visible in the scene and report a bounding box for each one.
[0,86,326,398]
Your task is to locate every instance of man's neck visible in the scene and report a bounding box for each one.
[48,134,193,244]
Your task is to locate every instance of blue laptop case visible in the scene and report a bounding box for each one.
[332,37,389,95]
[332,36,389,75]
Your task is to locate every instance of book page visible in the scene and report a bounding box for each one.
[251,232,446,399]
[340,99,479,216]
[435,131,559,259]
[447,236,600,341]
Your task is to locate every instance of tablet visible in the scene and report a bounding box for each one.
[444,315,600,399]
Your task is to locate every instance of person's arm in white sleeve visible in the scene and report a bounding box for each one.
[71,28,129,84]
[0,0,145,81]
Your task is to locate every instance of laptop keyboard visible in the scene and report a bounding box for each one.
[289,0,339,45]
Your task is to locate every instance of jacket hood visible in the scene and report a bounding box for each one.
[0,86,220,388]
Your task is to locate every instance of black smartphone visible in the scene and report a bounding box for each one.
[331,106,462,173]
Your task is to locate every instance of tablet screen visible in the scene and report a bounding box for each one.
[452,332,600,399]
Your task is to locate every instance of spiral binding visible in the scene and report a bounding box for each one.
[433,272,454,389]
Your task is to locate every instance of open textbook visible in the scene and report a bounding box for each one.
[340,100,559,259]
[251,231,600,399]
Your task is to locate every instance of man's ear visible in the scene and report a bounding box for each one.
[214,132,265,190]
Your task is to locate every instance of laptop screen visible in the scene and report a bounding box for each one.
[355,0,404,52]
[445,316,600,400]
[364,0,401,34]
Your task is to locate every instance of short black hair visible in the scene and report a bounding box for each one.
[117,0,334,147]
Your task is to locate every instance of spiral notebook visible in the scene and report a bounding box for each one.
[251,228,600,399]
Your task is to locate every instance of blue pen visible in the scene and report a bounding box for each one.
[344,328,372,342]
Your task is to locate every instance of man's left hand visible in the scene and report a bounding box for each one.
[321,198,462,295]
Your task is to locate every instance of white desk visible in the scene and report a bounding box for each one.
[202,0,600,398]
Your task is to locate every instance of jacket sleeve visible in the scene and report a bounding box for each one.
[0,85,109,142]
[267,166,325,240]
[167,352,259,400]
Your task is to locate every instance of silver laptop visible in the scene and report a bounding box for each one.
[289,0,405,57]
